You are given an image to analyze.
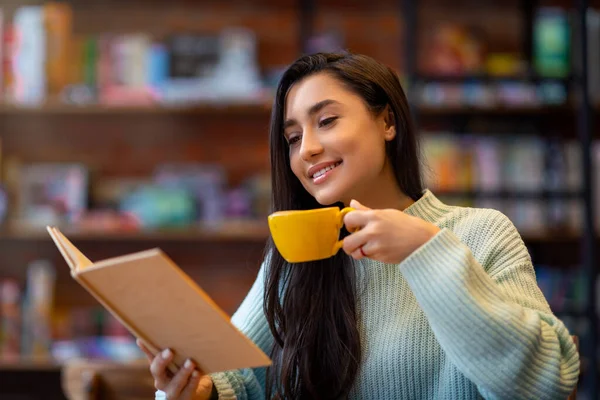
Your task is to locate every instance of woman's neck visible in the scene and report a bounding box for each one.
[344,163,415,211]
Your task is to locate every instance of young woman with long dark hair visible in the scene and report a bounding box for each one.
[139,52,579,400]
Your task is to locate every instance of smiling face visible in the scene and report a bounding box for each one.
[283,72,397,206]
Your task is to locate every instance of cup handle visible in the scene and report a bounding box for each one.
[333,207,356,253]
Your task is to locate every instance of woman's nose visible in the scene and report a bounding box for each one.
[299,130,323,161]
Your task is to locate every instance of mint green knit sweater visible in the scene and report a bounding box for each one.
[210,190,580,399]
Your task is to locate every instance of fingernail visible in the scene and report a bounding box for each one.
[192,370,199,378]
[184,359,193,369]
[161,349,172,359]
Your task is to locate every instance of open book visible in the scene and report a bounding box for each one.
[46,226,271,374]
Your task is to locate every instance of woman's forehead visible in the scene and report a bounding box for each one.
[284,74,354,119]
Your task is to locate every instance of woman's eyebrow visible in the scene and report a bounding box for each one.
[283,118,298,131]
[306,99,339,116]
[283,99,340,130]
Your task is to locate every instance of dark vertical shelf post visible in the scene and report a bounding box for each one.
[298,0,316,55]
[521,0,538,77]
[576,0,598,396]
[401,0,418,124]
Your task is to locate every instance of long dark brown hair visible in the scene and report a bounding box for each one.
[264,52,423,399]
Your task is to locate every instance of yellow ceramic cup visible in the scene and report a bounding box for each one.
[267,206,355,263]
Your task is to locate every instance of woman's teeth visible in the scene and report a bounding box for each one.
[312,162,341,179]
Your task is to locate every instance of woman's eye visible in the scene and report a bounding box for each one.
[288,136,301,145]
[318,116,338,127]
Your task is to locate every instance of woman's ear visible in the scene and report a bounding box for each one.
[382,105,396,141]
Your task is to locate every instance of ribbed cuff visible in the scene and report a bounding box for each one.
[210,372,238,400]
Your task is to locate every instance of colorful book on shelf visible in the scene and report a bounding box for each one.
[46,226,271,374]
[44,2,72,98]
[0,8,3,97]
[13,6,46,105]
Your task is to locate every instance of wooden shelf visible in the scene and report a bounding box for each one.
[0,357,149,372]
[414,73,574,84]
[417,104,574,116]
[0,101,273,116]
[436,190,582,200]
[0,220,270,242]
[0,357,62,372]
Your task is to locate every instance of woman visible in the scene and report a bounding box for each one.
[139,52,580,400]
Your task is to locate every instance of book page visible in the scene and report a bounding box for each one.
[46,226,93,271]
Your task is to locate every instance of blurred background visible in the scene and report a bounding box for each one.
[0,0,597,399]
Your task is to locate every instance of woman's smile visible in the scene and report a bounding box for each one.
[309,161,343,184]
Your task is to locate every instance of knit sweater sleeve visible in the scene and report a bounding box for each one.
[209,261,273,400]
[399,210,580,400]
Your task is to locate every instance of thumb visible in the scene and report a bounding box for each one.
[349,199,370,210]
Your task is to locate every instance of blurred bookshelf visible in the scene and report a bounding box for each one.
[0,0,598,399]
[401,1,600,398]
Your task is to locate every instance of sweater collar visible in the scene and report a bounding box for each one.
[402,189,453,223]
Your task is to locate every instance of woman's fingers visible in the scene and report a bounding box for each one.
[139,344,209,400]
[197,375,214,397]
[342,227,370,256]
[165,359,196,399]
[351,247,366,260]
[136,339,155,363]
[343,209,371,232]
[349,199,370,210]
[150,349,174,390]
[179,370,204,399]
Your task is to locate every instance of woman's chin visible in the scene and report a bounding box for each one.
[312,188,344,207]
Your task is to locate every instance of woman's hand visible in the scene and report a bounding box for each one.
[342,200,440,264]
[137,339,214,400]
